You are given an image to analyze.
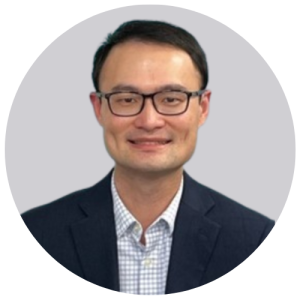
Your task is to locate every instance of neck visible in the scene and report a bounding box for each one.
[113,165,183,231]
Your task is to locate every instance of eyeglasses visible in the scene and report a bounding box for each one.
[96,90,205,117]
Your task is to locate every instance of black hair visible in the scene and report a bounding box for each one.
[92,20,208,91]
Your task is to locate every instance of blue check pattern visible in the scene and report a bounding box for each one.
[111,173,183,295]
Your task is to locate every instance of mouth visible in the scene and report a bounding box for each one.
[128,138,171,145]
[129,140,171,145]
[128,138,172,149]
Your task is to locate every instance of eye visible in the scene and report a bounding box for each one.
[162,97,181,105]
[114,97,138,105]
[120,98,136,103]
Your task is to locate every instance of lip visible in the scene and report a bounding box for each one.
[127,138,171,150]
[129,138,171,144]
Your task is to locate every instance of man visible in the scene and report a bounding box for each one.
[22,20,275,294]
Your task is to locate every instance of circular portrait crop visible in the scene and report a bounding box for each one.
[5,5,295,295]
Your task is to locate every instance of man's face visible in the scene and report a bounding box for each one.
[90,41,210,175]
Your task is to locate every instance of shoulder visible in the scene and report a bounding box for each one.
[22,187,89,220]
[211,184,272,218]
[206,184,273,222]
[21,187,92,239]
[21,170,113,225]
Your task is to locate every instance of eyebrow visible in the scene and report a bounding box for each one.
[109,83,189,93]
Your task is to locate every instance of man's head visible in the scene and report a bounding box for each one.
[90,20,211,176]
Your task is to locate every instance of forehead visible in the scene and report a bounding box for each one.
[99,41,201,91]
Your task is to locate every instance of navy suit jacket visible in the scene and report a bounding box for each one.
[22,170,274,293]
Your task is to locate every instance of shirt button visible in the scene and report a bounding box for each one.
[134,224,140,233]
[144,258,153,267]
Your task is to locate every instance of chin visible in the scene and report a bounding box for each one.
[117,160,183,175]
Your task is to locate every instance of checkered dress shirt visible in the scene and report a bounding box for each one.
[111,173,183,295]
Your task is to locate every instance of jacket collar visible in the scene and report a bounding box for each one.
[70,170,221,293]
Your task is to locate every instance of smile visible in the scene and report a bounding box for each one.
[129,140,170,145]
[128,139,172,149]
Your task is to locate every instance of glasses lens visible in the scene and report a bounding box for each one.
[108,91,189,116]
[154,92,188,114]
[110,93,143,116]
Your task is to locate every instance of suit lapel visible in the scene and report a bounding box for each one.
[165,172,221,294]
[70,171,120,291]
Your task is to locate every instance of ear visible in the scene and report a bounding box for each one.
[198,90,211,127]
[90,92,103,126]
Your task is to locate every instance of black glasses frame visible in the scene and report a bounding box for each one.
[96,90,206,117]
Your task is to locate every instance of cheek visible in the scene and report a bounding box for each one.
[104,126,121,148]
[182,128,197,149]
[175,115,199,143]
[103,119,129,148]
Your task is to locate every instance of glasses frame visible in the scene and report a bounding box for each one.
[95,89,206,117]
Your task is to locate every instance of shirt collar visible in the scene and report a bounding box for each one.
[111,171,183,239]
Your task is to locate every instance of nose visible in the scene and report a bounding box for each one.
[133,97,165,131]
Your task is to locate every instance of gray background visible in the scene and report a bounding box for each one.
[5,5,295,219]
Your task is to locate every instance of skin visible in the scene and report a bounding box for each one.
[90,41,211,243]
